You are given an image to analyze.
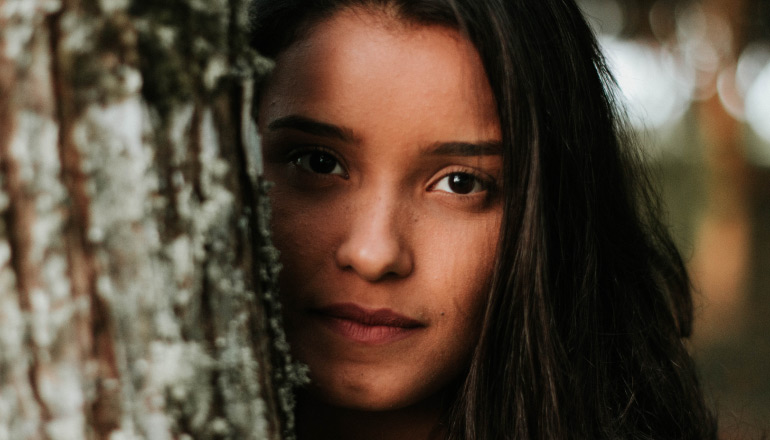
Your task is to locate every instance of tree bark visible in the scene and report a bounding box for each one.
[0,0,303,439]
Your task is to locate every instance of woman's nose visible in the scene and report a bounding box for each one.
[334,196,414,282]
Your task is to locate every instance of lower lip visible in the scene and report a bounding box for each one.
[317,315,420,345]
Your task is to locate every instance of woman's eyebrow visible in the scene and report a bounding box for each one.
[266,115,358,143]
[424,140,503,157]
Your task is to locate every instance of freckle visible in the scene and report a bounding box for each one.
[440,312,445,316]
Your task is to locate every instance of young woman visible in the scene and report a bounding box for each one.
[250,0,718,438]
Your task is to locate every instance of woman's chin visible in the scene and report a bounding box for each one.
[295,384,452,440]
[305,378,417,412]
[298,368,460,417]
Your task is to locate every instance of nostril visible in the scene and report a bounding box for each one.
[334,229,413,281]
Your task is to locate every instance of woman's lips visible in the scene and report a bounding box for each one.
[312,303,424,345]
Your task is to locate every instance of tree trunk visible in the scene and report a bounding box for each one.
[0,0,303,439]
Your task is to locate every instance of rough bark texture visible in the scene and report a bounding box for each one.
[0,0,304,439]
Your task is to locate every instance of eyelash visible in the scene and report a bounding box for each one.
[430,168,496,197]
[287,146,348,178]
[284,146,498,197]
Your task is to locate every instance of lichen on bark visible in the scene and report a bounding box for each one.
[0,0,301,438]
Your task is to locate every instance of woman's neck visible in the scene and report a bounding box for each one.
[294,389,450,440]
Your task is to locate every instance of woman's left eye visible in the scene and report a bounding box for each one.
[433,172,485,195]
[292,151,345,176]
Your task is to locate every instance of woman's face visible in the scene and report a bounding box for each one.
[259,8,502,411]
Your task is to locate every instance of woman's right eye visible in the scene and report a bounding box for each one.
[292,151,346,176]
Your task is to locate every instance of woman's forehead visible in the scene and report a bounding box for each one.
[260,7,500,141]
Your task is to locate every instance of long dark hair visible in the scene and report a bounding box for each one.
[250,0,718,438]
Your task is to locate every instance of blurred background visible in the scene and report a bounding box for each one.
[576,0,769,437]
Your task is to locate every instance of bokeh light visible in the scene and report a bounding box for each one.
[580,0,770,437]
[601,36,694,130]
